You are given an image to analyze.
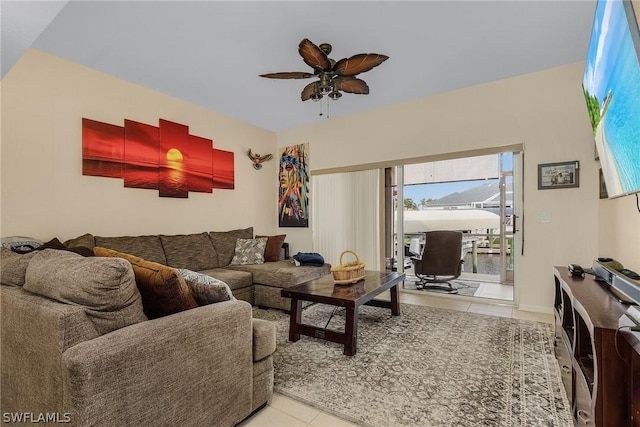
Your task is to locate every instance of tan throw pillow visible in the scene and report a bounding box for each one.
[229,238,268,265]
[94,247,198,319]
[256,234,286,262]
[23,249,147,335]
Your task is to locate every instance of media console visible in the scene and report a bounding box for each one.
[553,266,632,426]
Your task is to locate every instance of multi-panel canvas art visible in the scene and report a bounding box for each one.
[82,118,234,197]
[278,143,309,227]
[82,119,124,179]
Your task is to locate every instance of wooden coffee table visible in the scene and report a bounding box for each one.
[280,270,404,356]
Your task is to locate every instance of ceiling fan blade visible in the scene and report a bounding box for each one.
[333,54,389,77]
[301,82,317,101]
[298,39,331,72]
[335,77,369,94]
[259,72,314,79]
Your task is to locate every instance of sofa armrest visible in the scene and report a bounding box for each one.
[62,300,253,427]
[252,318,276,362]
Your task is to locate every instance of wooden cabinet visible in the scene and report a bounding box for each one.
[553,267,630,426]
[620,321,640,426]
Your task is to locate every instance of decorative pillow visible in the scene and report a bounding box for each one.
[229,238,268,266]
[0,248,39,286]
[176,269,235,306]
[255,234,286,262]
[94,247,198,319]
[23,249,147,335]
[209,227,254,266]
[1,236,43,253]
[33,237,95,257]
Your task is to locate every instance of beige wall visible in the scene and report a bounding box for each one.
[278,62,612,312]
[0,49,278,242]
[599,196,640,271]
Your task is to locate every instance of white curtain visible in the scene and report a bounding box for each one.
[312,169,381,270]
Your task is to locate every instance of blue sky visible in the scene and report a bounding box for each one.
[583,0,626,102]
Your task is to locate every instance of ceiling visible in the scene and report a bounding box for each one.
[1,1,597,132]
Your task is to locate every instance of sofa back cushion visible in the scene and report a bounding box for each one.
[63,233,96,249]
[209,227,253,267]
[1,248,39,287]
[94,235,166,265]
[94,247,198,319]
[23,249,147,335]
[159,233,218,270]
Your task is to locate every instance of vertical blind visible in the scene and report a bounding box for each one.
[312,169,381,270]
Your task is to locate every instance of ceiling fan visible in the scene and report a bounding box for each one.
[260,39,389,102]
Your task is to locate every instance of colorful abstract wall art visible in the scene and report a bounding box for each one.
[82,118,234,198]
[278,143,309,227]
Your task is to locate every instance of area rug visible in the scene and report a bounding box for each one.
[402,278,480,296]
[253,303,571,427]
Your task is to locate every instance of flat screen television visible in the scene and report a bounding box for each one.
[582,0,640,198]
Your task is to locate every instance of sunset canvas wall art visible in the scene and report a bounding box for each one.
[82,117,234,198]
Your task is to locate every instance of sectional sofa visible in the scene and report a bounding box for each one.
[64,227,331,311]
[1,248,275,426]
[0,227,330,426]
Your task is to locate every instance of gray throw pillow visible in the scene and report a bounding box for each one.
[176,269,235,305]
[24,249,147,335]
[229,238,268,265]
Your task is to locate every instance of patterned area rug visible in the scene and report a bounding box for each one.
[253,303,571,427]
[402,278,480,296]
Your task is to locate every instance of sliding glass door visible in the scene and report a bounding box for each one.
[386,150,520,302]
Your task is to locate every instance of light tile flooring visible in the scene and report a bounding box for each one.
[238,290,553,427]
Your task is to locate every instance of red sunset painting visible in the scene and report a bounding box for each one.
[82,118,124,178]
[82,117,235,198]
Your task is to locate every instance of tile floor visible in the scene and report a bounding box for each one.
[238,290,553,427]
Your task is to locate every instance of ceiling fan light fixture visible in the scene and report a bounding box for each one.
[260,39,388,109]
[318,74,332,95]
[329,90,342,100]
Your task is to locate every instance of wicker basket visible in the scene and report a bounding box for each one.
[331,250,366,285]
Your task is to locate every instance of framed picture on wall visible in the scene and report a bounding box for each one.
[278,143,309,227]
[537,161,580,190]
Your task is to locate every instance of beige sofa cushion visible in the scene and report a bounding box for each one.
[227,260,331,288]
[94,235,167,265]
[64,233,96,249]
[94,247,198,319]
[209,227,253,266]
[196,268,253,291]
[23,249,147,335]
[0,248,39,287]
[159,233,218,271]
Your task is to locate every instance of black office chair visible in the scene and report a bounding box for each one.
[411,231,464,294]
